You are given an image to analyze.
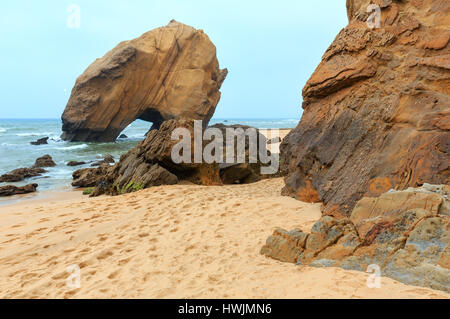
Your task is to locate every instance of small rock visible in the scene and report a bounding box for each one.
[30,137,49,145]
[118,134,128,139]
[67,161,86,167]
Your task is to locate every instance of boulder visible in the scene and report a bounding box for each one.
[0,184,38,197]
[33,155,56,168]
[281,0,450,216]
[30,137,49,145]
[0,167,46,183]
[261,184,450,292]
[61,20,227,142]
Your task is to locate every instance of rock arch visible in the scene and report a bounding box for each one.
[61,20,227,142]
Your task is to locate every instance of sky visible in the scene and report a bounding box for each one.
[0,1,348,119]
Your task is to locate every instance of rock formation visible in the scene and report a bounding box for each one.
[261,184,450,292]
[0,184,38,197]
[61,20,227,142]
[281,0,449,216]
[72,120,273,194]
[74,120,221,195]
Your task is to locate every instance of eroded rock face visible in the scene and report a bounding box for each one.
[61,20,227,142]
[261,185,450,292]
[281,0,450,216]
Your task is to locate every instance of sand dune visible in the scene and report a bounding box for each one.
[0,178,448,299]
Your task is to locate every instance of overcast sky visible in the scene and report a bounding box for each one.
[0,0,347,119]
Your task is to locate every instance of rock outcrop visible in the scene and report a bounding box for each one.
[281,0,450,216]
[71,120,274,195]
[0,167,46,183]
[61,20,227,142]
[33,155,56,168]
[261,184,450,292]
[72,164,111,188]
[0,184,38,197]
[0,155,55,183]
[74,119,221,195]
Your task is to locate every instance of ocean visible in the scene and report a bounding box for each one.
[0,118,298,195]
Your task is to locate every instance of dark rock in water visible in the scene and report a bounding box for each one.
[33,155,56,168]
[0,184,38,197]
[60,21,227,142]
[67,161,86,167]
[0,167,46,183]
[30,137,49,145]
[280,0,450,216]
[118,134,128,139]
[90,154,115,167]
[261,184,450,292]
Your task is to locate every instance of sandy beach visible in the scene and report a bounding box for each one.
[0,178,448,299]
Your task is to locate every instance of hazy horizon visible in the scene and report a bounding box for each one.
[0,1,347,119]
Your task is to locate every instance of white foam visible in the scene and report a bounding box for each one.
[55,144,88,151]
[0,128,6,133]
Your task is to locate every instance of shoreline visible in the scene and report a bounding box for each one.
[0,178,448,298]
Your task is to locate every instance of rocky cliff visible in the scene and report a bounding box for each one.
[281,0,449,217]
[61,20,227,142]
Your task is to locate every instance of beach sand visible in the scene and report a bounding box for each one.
[0,178,448,299]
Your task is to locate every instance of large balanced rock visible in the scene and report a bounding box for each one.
[281,0,450,216]
[61,20,228,142]
[0,184,38,197]
[261,184,450,292]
